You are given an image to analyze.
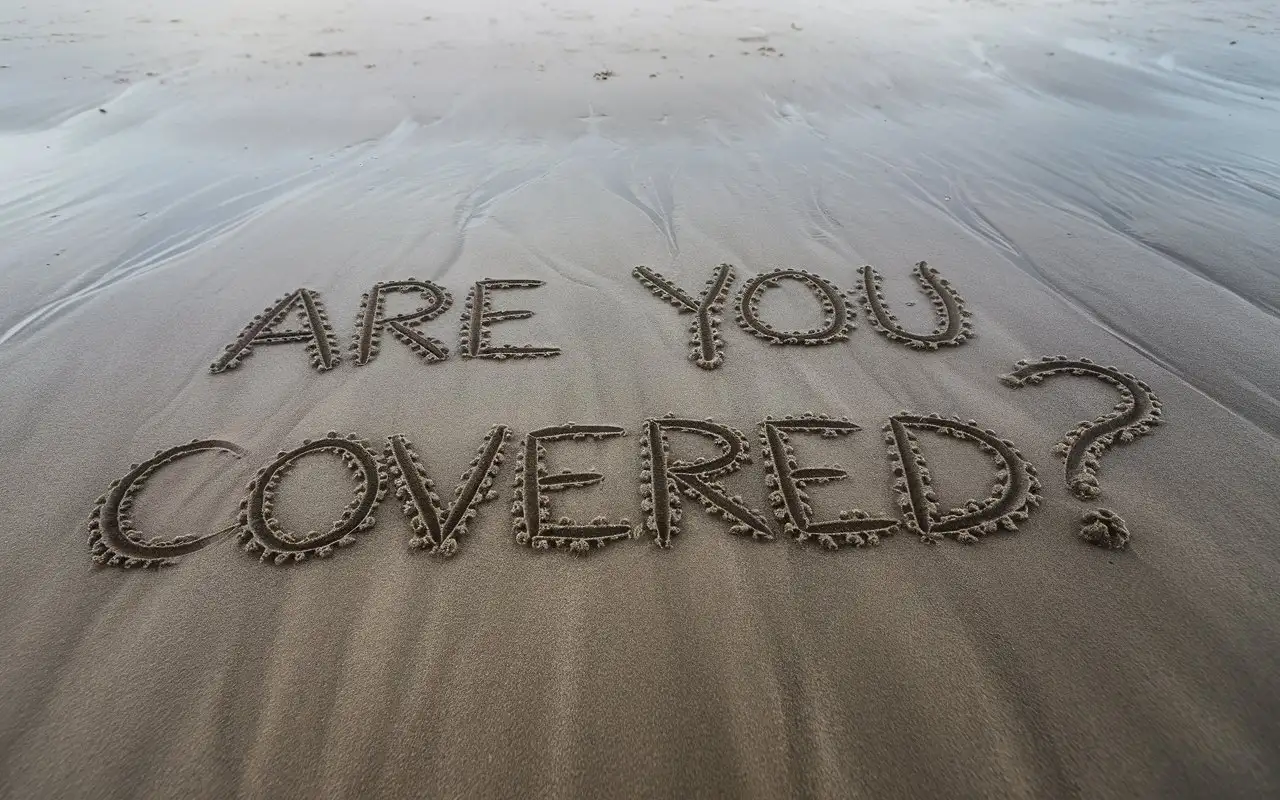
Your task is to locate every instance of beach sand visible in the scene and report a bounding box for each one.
[1,1,1278,796]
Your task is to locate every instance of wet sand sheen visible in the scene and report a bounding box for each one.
[1,0,1278,797]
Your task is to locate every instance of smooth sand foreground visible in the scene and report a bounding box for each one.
[1,1,1278,797]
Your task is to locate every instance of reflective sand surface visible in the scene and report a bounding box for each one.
[1,2,1277,796]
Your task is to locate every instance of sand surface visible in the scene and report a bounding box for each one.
[2,1,1279,797]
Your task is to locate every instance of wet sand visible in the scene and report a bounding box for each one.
[1,1,1278,797]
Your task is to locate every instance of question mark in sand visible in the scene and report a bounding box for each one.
[1000,356,1163,550]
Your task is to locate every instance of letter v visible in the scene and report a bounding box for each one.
[383,426,511,557]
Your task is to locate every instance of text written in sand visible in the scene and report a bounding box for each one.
[210,262,966,373]
[87,263,1164,569]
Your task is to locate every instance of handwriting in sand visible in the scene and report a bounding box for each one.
[87,263,1163,568]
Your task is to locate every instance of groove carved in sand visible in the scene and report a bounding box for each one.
[632,264,735,369]
[735,270,854,346]
[1079,508,1131,550]
[87,440,247,568]
[210,288,340,373]
[761,415,898,549]
[858,262,972,350]
[238,433,386,563]
[999,356,1162,500]
[885,413,1042,544]
[384,426,509,557]
[641,415,773,547]
[513,424,635,552]
[351,279,453,365]
[458,279,561,360]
